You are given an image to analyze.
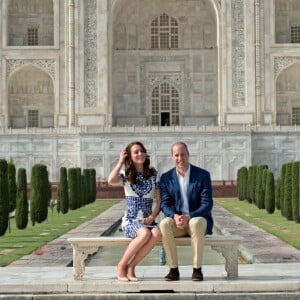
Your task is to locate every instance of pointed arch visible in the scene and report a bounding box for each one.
[109,0,222,126]
[8,65,54,128]
[276,62,300,125]
[150,13,178,49]
[151,82,180,126]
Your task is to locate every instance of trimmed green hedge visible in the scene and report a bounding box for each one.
[30,164,49,225]
[15,168,28,230]
[0,159,9,236]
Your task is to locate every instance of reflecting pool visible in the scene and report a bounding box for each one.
[88,225,225,266]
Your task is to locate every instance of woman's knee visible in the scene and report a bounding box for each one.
[151,227,161,241]
[137,227,151,239]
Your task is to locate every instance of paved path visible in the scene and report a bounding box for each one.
[213,205,300,263]
[0,201,300,297]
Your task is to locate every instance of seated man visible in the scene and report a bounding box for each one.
[160,141,214,281]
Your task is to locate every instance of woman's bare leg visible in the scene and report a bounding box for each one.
[127,227,161,278]
[117,228,152,279]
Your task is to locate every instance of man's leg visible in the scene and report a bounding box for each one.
[188,217,207,281]
[160,217,186,281]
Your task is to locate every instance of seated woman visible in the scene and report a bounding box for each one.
[107,141,161,281]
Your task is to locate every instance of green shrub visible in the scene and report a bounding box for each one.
[68,168,82,210]
[280,164,287,217]
[283,162,293,221]
[299,162,300,223]
[275,177,281,210]
[261,168,268,207]
[0,159,9,236]
[58,167,69,214]
[76,168,82,208]
[255,166,267,209]
[237,167,248,201]
[30,164,49,225]
[90,168,96,202]
[8,162,17,213]
[252,165,259,205]
[241,167,248,201]
[265,170,275,214]
[68,168,78,210]
[81,174,87,206]
[83,169,90,204]
[15,168,28,230]
[237,167,242,200]
[247,166,254,203]
[292,161,300,223]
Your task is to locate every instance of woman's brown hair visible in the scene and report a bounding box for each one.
[124,141,155,184]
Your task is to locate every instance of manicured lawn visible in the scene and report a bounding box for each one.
[215,198,300,250]
[0,200,120,266]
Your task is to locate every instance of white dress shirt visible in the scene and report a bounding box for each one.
[177,164,190,215]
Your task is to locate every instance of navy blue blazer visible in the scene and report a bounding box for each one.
[160,164,214,235]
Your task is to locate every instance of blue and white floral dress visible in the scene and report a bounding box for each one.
[119,171,160,238]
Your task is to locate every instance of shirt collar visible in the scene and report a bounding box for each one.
[176,164,191,178]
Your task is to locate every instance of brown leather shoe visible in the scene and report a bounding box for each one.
[192,267,203,281]
[164,268,180,281]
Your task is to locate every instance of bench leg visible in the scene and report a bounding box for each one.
[72,245,99,280]
[211,244,238,279]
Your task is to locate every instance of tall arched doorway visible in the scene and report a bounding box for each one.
[110,0,220,126]
[8,65,54,128]
[151,82,179,126]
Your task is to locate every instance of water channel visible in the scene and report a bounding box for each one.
[88,220,226,267]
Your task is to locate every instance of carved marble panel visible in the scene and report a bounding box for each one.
[6,59,55,80]
[32,141,53,152]
[204,140,222,149]
[86,156,104,177]
[58,141,79,152]
[276,155,297,170]
[82,141,105,151]
[203,154,222,180]
[274,57,300,79]
[278,137,297,150]
[10,142,30,152]
[253,152,276,169]
[231,0,245,106]
[33,157,52,169]
[13,157,29,171]
[228,154,246,179]
[84,0,97,108]
[225,140,247,149]
[57,158,76,169]
[254,138,275,149]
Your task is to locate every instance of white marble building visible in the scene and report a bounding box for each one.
[0,0,300,182]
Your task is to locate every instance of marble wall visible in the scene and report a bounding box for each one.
[1,126,299,182]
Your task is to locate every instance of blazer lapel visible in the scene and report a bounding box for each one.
[187,165,195,203]
[171,168,181,206]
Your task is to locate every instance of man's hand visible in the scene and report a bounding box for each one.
[174,214,190,229]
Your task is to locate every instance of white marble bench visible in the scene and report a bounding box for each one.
[68,235,243,280]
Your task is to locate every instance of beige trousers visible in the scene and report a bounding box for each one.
[160,216,207,269]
